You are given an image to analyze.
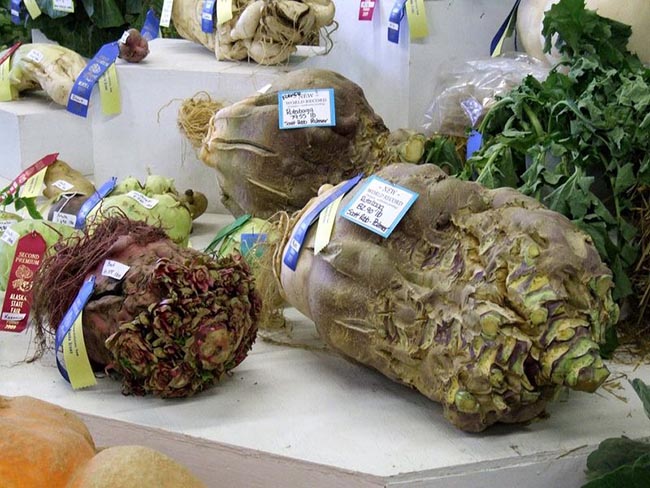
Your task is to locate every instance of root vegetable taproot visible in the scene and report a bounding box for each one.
[171,0,216,50]
[230,0,265,40]
[267,162,617,432]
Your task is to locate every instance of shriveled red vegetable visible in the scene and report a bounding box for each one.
[118,29,149,63]
[32,217,260,398]
[268,163,618,432]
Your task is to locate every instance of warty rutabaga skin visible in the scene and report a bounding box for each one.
[277,163,618,432]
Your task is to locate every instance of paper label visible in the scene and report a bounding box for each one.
[388,0,406,44]
[20,167,46,198]
[127,190,158,209]
[257,83,272,94]
[0,232,46,333]
[76,177,117,229]
[119,30,130,44]
[101,259,130,280]
[52,211,77,228]
[52,0,74,12]
[341,175,418,238]
[216,0,233,25]
[0,153,58,205]
[1,228,19,246]
[201,0,216,32]
[24,0,41,18]
[405,0,428,39]
[51,179,74,192]
[62,314,97,389]
[160,0,174,27]
[359,0,376,21]
[278,89,336,129]
[490,0,521,57]
[67,42,119,118]
[55,276,95,383]
[99,63,121,116]
[283,175,362,271]
[314,195,342,254]
[0,220,18,233]
[26,49,43,64]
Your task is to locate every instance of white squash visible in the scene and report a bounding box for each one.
[517,0,650,65]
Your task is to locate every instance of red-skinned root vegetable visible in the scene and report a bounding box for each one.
[32,217,261,398]
[198,69,429,218]
[266,163,618,432]
[118,29,150,63]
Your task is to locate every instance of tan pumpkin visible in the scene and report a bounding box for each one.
[0,395,206,488]
[517,0,650,65]
[0,395,96,488]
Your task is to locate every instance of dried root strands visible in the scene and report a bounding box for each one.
[32,217,261,398]
[272,163,617,432]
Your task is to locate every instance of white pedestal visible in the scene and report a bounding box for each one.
[0,92,94,179]
[90,39,313,214]
[1,214,648,488]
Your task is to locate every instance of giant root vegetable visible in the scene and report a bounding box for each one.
[268,163,618,432]
[32,217,261,398]
[199,68,426,218]
[1,44,86,106]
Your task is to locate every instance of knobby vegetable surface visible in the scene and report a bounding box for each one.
[270,163,617,432]
[32,217,261,398]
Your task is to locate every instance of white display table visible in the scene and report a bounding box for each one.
[1,213,648,487]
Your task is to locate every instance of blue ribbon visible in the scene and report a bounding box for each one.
[466,130,483,160]
[201,0,216,33]
[67,42,120,118]
[55,276,96,383]
[490,0,521,56]
[387,0,406,44]
[141,8,161,41]
[283,174,363,271]
[10,0,21,24]
[75,177,117,229]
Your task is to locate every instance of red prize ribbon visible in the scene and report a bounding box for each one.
[0,42,22,67]
[0,152,59,204]
[359,0,376,21]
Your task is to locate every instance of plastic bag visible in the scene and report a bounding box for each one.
[422,53,549,137]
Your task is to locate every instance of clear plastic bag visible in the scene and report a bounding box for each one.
[422,53,549,137]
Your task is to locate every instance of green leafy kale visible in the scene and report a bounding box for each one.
[460,0,650,303]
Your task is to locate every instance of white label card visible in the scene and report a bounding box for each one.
[341,176,419,238]
[53,211,77,228]
[1,312,25,321]
[160,0,174,27]
[0,220,17,234]
[1,228,19,246]
[52,179,74,192]
[26,49,44,63]
[101,259,130,280]
[278,88,336,129]
[119,30,130,44]
[127,190,158,209]
[52,0,74,13]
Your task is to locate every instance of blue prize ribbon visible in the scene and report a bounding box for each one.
[490,0,521,56]
[67,42,120,118]
[466,129,483,159]
[141,8,161,41]
[201,0,216,33]
[241,233,267,259]
[387,0,406,44]
[75,177,117,229]
[283,174,363,271]
[10,0,21,24]
[55,276,96,383]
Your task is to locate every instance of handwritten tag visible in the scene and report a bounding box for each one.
[62,314,97,389]
[1,228,19,246]
[278,89,336,129]
[0,220,18,233]
[51,179,74,192]
[119,30,130,44]
[405,0,428,39]
[99,63,121,115]
[20,167,46,198]
[53,0,74,12]
[127,190,158,209]
[52,211,77,228]
[341,175,418,238]
[26,49,44,63]
[314,195,342,254]
[160,0,174,27]
[101,259,130,280]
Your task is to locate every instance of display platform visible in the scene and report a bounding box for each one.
[0,92,94,179]
[1,213,648,488]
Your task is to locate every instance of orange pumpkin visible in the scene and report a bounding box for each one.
[0,395,97,488]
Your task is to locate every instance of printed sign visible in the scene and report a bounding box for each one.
[341,175,418,238]
[278,89,336,129]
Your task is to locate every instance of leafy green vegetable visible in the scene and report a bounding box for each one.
[459,0,650,304]
[0,184,43,220]
[630,378,650,420]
